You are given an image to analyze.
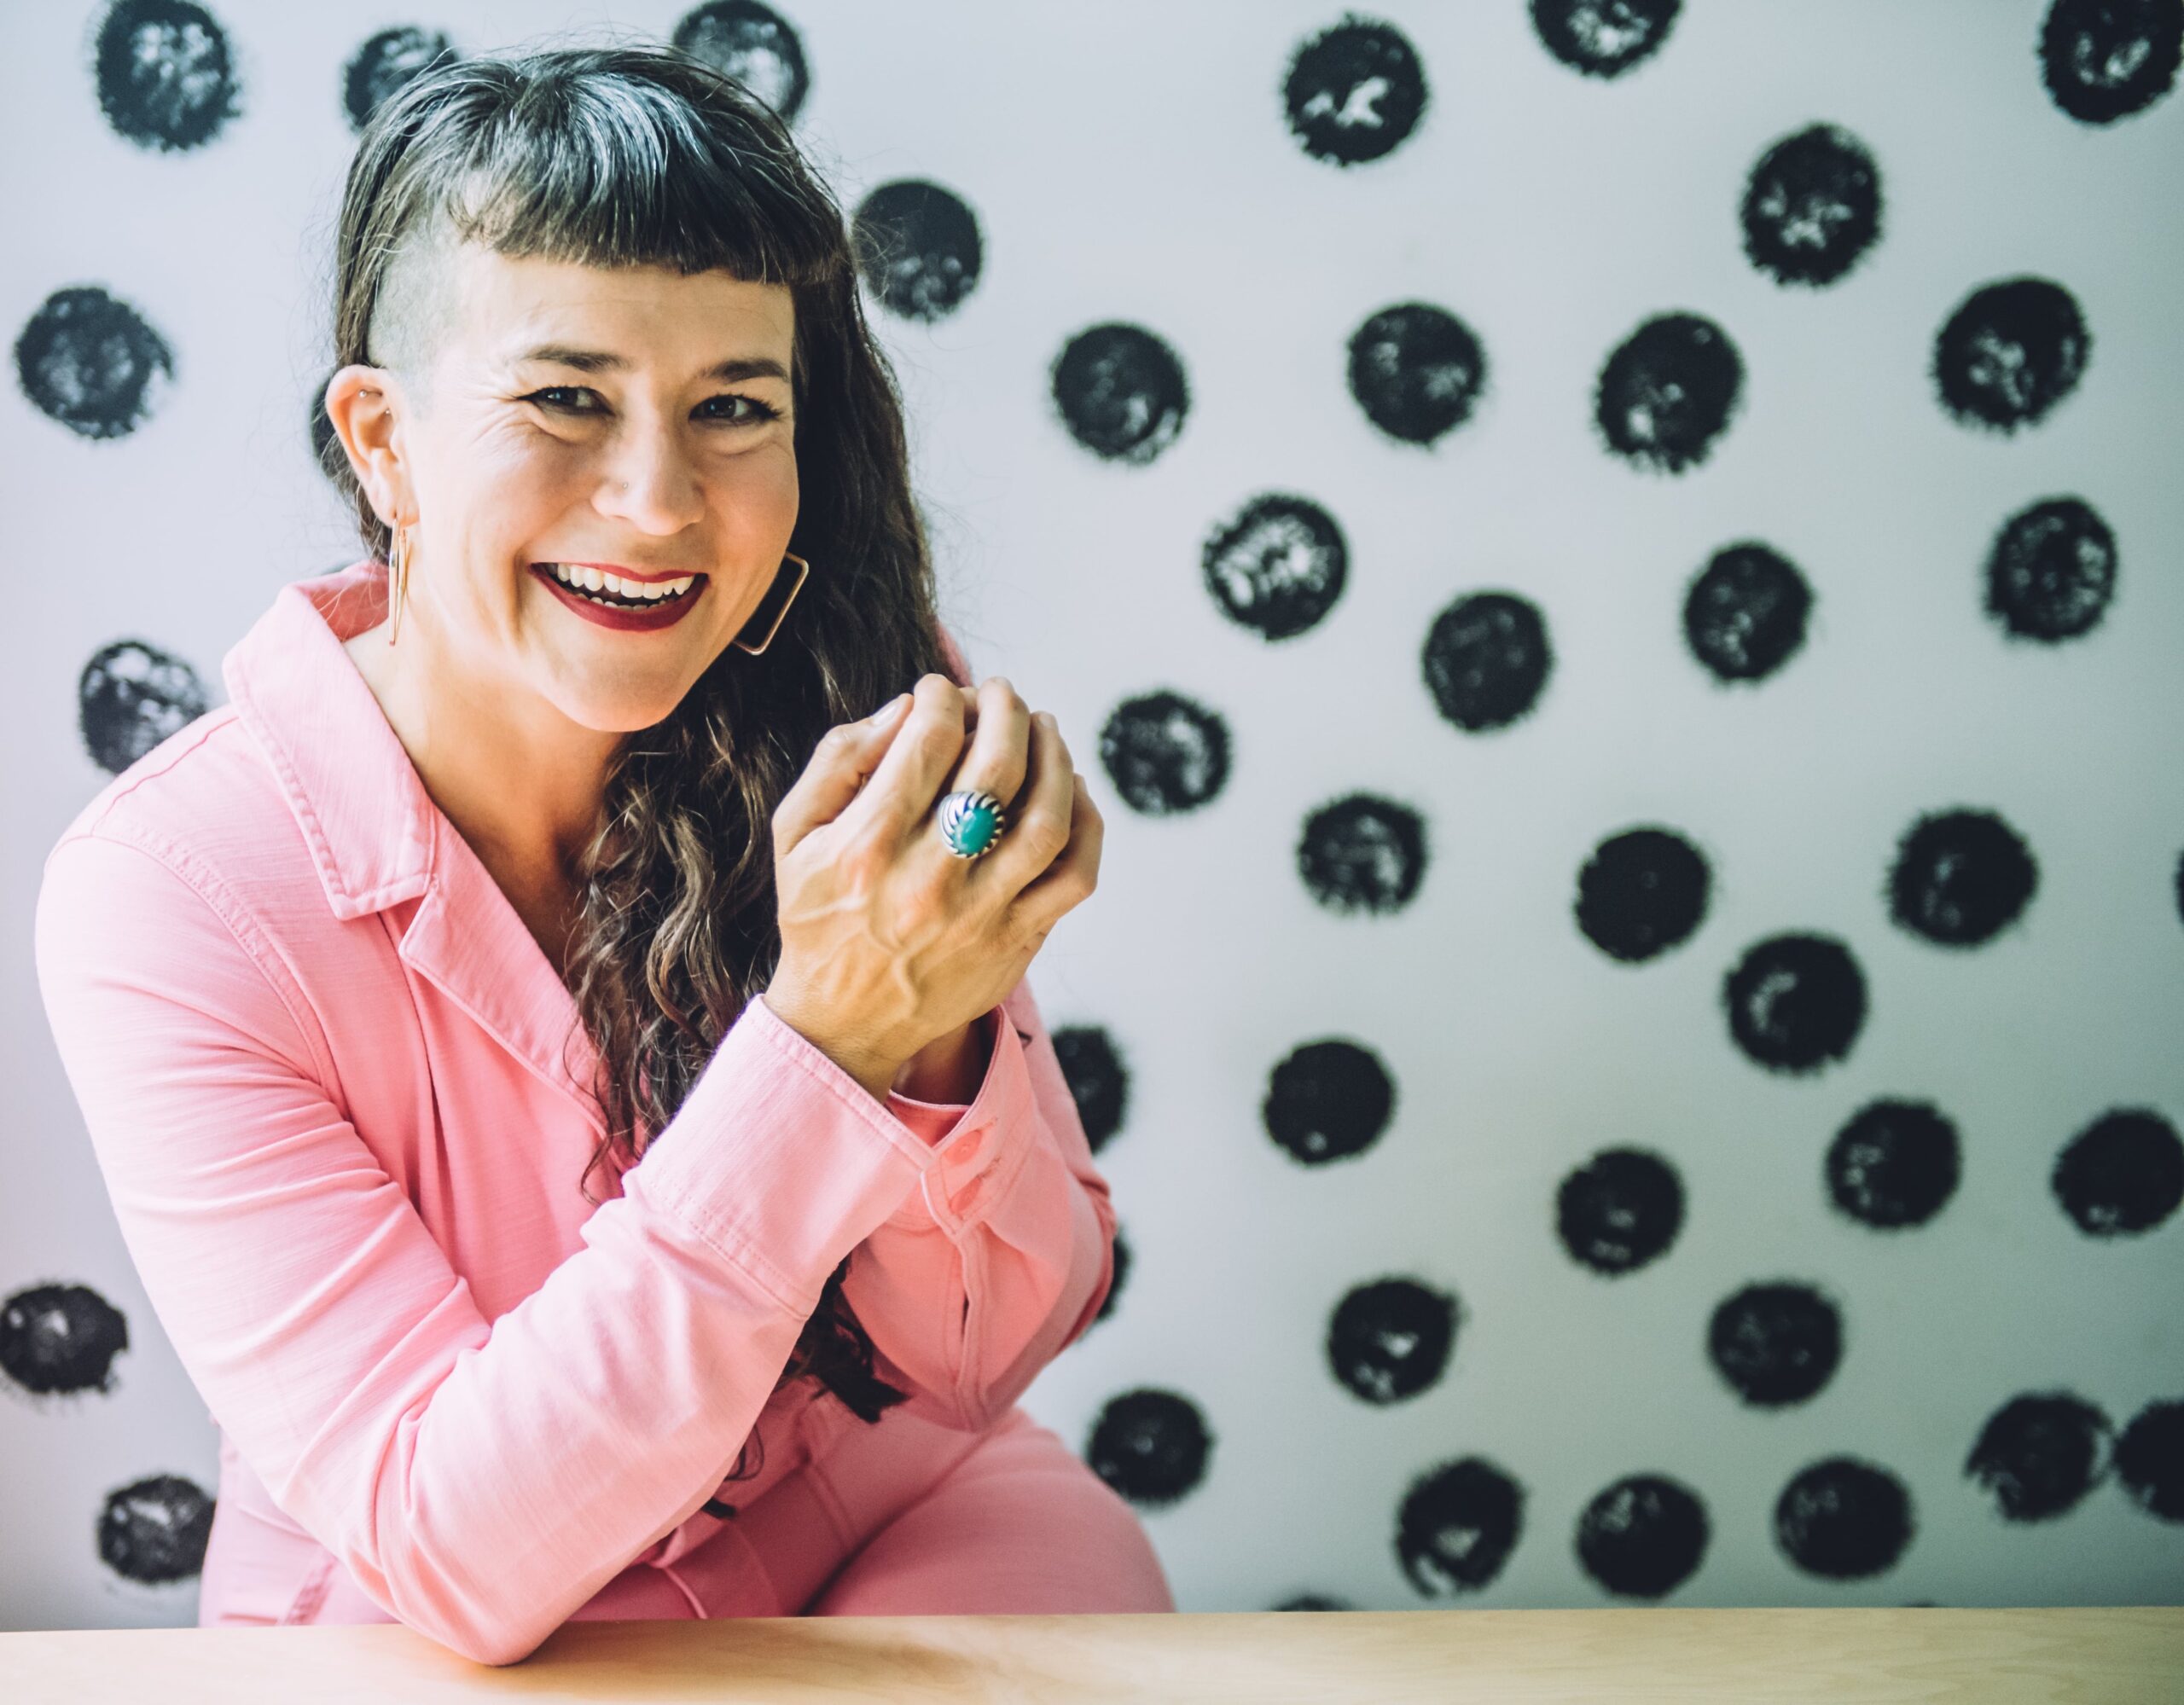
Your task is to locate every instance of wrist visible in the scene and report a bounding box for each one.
[892,1010,993,1105]
[758,989,903,1105]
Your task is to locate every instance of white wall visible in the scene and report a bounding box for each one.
[4,0,2181,1630]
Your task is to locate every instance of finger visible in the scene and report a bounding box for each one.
[938,676,1031,831]
[830,672,970,848]
[1004,769,1104,933]
[967,709,1077,896]
[850,681,977,804]
[770,692,913,856]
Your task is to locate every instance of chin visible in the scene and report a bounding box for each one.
[550,679,698,736]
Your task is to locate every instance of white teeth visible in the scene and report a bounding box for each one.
[543,564,698,606]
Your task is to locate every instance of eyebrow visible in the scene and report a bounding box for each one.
[509,345,790,384]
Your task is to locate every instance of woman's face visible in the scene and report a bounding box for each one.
[334,246,801,734]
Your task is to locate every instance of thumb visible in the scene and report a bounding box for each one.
[772,693,914,855]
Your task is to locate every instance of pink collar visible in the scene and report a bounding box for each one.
[223,557,605,1128]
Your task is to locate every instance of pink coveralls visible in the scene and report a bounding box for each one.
[32,559,1173,1665]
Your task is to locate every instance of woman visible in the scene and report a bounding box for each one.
[32,43,1172,1665]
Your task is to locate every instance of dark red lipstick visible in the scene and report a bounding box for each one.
[530,563,707,632]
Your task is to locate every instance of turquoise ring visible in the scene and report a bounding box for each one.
[938,789,1007,859]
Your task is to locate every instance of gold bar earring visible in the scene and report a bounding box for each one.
[386,523,411,648]
[732,551,810,655]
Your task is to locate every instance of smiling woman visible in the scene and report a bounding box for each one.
[36,39,1159,1664]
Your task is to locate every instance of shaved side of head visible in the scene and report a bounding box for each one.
[366,211,466,411]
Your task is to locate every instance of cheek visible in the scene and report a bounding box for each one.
[717,441,799,538]
[436,431,577,541]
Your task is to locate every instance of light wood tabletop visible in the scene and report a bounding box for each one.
[1,1607,2178,1702]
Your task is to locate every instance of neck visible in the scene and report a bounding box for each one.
[344,611,619,902]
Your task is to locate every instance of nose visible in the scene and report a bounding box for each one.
[592,403,706,536]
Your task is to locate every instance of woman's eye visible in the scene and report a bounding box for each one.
[522,388,779,426]
[701,393,783,426]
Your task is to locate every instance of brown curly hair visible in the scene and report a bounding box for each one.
[318,39,970,1483]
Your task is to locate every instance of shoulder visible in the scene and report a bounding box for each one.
[38,705,326,981]
[47,704,302,888]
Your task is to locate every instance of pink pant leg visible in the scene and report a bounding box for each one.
[801,1406,1176,1616]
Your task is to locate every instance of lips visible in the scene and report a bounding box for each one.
[529,563,708,632]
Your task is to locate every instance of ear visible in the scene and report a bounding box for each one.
[322,363,413,526]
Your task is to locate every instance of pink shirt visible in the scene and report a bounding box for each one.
[32,560,1116,1665]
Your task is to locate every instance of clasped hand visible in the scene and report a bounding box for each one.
[763,672,1105,1104]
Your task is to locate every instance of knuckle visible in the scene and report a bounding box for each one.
[905,870,954,918]
[1019,806,1072,861]
[839,829,891,883]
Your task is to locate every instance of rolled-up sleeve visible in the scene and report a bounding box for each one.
[843,976,1118,1434]
[33,829,947,1667]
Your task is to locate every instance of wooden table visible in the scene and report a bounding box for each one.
[2,1607,2177,1702]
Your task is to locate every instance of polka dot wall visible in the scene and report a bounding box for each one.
[4,0,2181,1627]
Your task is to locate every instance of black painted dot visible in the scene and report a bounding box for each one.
[1966,1391,2114,1522]
[1531,0,1682,78]
[2039,0,2181,125]
[1594,312,1744,473]
[0,1283,130,1397]
[2176,848,2184,931]
[96,1473,213,1585]
[1346,304,1488,446]
[1708,1281,1843,1407]
[1421,591,1554,733]
[1575,826,1711,963]
[1396,1457,1525,1595]
[79,639,209,774]
[1682,542,1814,685]
[1093,1224,1130,1326]
[672,0,811,122]
[1281,14,1428,166]
[1327,1277,1457,1404]
[1826,1099,1961,1229]
[851,180,982,323]
[1098,690,1229,815]
[94,0,241,152]
[1084,1388,1213,1508]
[1774,1457,1914,1580]
[1933,276,2090,434]
[1202,495,1348,641]
[1574,1473,1710,1598]
[1050,323,1190,465]
[2050,1107,2184,1237]
[1722,932,1867,1075]
[2115,1399,2184,1522]
[1052,1025,1129,1156]
[341,26,456,133]
[1297,793,1428,915]
[1740,124,1883,288]
[15,286,177,441]
[1984,496,2117,643]
[1556,1147,1685,1275]
[1885,808,2039,948]
[1274,1592,1355,1610]
[1263,1039,1397,1168]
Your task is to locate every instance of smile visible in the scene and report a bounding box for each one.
[530,562,708,632]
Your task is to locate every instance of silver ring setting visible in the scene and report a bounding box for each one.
[938,789,1007,859]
